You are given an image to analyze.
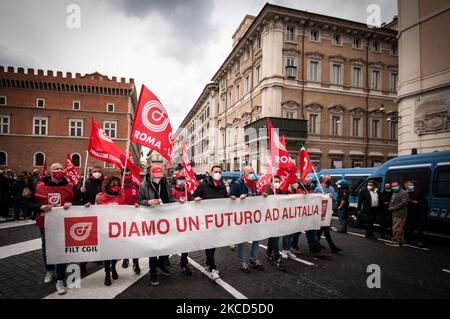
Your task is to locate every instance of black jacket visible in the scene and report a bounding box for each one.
[138,176,173,206]
[380,190,394,213]
[82,176,104,204]
[192,176,228,200]
[358,188,381,214]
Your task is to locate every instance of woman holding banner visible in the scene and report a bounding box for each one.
[95,175,127,286]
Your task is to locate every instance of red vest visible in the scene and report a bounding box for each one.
[97,192,127,205]
[34,181,74,229]
[123,183,139,205]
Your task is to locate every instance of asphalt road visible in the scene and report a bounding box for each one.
[1,218,449,299]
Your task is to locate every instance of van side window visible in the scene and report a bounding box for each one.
[385,168,431,195]
[433,166,450,198]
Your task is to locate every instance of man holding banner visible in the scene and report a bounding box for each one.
[230,166,264,274]
[137,164,173,286]
[193,165,228,280]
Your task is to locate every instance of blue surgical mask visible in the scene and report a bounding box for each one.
[247,174,256,181]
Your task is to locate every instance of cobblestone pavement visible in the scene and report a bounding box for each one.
[1,218,449,299]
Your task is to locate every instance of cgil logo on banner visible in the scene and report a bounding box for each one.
[64,217,99,253]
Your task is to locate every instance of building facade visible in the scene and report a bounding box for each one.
[0,66,140,174]
[175,4,399,173]
[397,0,450,155]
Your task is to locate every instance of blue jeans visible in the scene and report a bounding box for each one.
[305,230,321,253]
[266,237,280,261]
[39,228,66,280]
[282,234,293,251]
[238,241,259,265]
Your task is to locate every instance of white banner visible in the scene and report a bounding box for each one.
[45,194,332,264]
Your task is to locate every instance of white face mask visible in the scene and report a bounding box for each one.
[213,173,222,181]
[292,183,299,189]
[367,185,373,191]
[274,182,281,190]
[92,172,102,179]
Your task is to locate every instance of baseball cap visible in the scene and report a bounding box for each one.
[150,165,164,178]
[175,171,185,179]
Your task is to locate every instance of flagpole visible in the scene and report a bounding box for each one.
[121,140,131,189]
[311,165,324,194]
[299,181,308,194]
[83,151,89,187]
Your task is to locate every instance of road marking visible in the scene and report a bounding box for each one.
[0,219,35,230]
[376,237,430,251]
[45,258,150,299]
[425,231,450,240]
[0,238,41,259]
[256,243,314,266]
[442,269,450,274]
[331,227,365,238]
[186,256,247,299]
[331,227,430,251]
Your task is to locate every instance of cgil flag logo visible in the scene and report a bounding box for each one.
[64,217,98,247]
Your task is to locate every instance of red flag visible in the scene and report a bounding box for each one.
[256,164,273,195]
[267,119,294,170]
[181,142,199,195]
[130,85,175,163]
[42,157,47,177]
[64,153,81,185]
[277,136,297,192]
[299,145,313,179]
[88,118,141,182]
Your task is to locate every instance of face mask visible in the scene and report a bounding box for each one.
[247,174,256,181]
[93,172,102,179]
[392,186,400,192]
[110,185,121,193]
[292,183,299,189]
[124,176,132,183]
[274,182,280,190]
[337,184,342,189]
[52,171,65,180]
[325,181,332,186]
[152,178,161,184]
[385,186,392,191]
[407,185,414,192]
[213,173,222,181]
[177,180,185,187]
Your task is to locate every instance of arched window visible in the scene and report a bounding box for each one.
[34,152,45,167]
[0,151,7,166]
[71,153,81,167]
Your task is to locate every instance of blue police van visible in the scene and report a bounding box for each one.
[347,151,450,231]
[310,168,376,192]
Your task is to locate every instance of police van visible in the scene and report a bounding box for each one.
[348,151,450,231]
[311,168,376,192]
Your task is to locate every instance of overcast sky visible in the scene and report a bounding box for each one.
[0,0,397,131]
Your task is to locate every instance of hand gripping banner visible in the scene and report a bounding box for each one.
[45,194,332,264]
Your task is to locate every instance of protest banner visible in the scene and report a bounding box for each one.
[45,194,332,264]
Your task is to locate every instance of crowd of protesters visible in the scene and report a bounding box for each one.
[0,163,429,295]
